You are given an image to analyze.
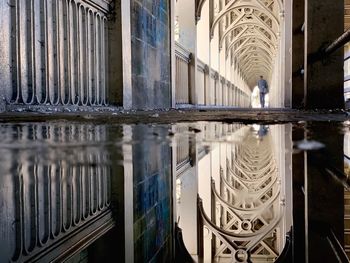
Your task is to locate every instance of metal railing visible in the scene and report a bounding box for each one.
[197,59,209,105]
[1,0,110,107]
[175,42,192,104]
[175,43,250,107]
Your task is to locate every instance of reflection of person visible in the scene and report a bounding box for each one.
[258,125,268,138]
[257,76,269,108]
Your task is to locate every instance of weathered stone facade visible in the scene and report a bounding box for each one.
[130,0,171,109]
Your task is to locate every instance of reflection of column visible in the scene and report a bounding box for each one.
[131,125,174,262]
[292,124,306,262]
[123,125,134,263]
[270,124,293,250]
[198,150,212,260]
[175,0,197,105]
[177,132,198,255]
[305,124,344,262]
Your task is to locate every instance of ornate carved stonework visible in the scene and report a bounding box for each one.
[195,0,207,23]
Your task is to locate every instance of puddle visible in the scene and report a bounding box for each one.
[0,121,349,262]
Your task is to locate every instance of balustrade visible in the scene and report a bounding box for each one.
[192,60,250,107]
[197,59,208,105]
[175,42,191,104]
[1,0,110,107]
[176,126,191,167]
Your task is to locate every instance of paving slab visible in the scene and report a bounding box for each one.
[0,108,349,124]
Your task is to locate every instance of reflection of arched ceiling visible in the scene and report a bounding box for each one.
[196,0,284,89]
[197,127,286,262]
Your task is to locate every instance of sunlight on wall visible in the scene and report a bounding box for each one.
[251,86,270,108]
[251,86,260,108]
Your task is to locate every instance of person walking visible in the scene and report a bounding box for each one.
[257,76,268,108]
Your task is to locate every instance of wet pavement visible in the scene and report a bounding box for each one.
[0,116,349,262]
[0,108,349,125]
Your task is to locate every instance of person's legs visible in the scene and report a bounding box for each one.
[260,92,265,108]
[262,93,265,107]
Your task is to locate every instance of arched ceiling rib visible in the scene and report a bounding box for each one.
[234,46,274,69]
[226,32,276,55]
[196,0,284,89]
[240,57,273,72]
[232,41,274,59]
[219,19,278,49]
[211,2,280,39]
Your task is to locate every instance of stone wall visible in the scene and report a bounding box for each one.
[130,0,171,109]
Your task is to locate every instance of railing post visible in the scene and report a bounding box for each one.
[204,65,210,105]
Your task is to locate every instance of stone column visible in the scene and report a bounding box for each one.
[283,4,293,108]
[108,1,132,108]
[292,0,305,108]
[176,0,198,105]
[304,0,344,109]
[0,2,11,107]
[171,0,176,108]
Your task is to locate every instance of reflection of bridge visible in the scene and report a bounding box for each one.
[198,128,284,262]
[0,123,114,262]
[175,123,292,262]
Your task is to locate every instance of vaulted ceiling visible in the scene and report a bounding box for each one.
[197,0,283,89]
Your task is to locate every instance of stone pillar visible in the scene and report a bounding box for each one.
[292,0,305,108]
[171,0,176,108]
[283,4,293,108]
[108,1,132,108]
[129,0,171,109]
[176,0,197,105]
[0,2,11,106]
[304,0,344,109]
[190,55,198,105]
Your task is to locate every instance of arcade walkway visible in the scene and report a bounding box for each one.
[0,0,350,263]
[0,0,347,111]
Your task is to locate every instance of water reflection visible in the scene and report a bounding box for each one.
[176,124,292,263]
[0,121,349,262]
[0,123,114,262]
[0,123,174,263]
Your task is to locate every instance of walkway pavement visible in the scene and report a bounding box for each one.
[0,108,349,124]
